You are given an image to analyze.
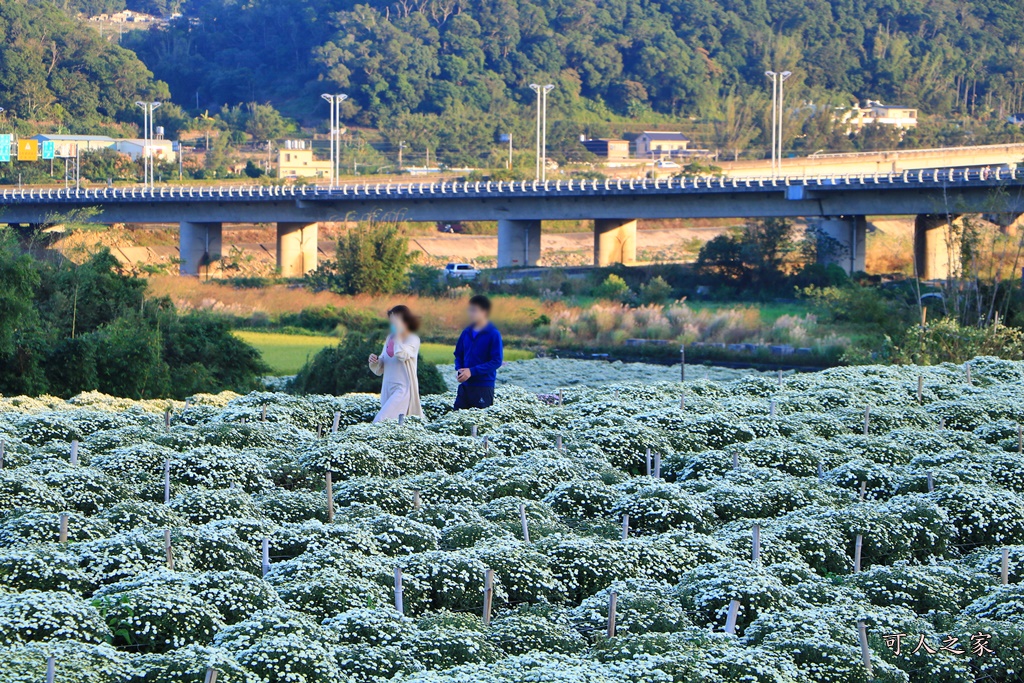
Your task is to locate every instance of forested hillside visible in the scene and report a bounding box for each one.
[0,0,165,132]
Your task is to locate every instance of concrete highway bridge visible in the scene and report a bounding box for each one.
[3,167,1023,278]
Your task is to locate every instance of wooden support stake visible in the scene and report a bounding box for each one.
[398,413,405,425]
[261,538,271,577]
[0,439,5,469]
[164,409,171,430]
[519,502,530,544]
[325,471,334,523]
[917,375,923,403]
[621,514,630,541]
[965,362,972,385]
[607,591,618,638]
[857,621,872,678]
[863,406,871,435]
[70,440,78,466]
[59,513,68,543]
[558,389,563,406]
[752,523,761,563]
[204,668,219,683]
[817,462,824,480]
[926,472,934,493]
[645,448,652,477]
[46,656,55,683]
[778,369,783,387]
[164,529,175,570]
[854,534,863,572]
[653,452,662,479]
[732,451,739,469]
[769,399,777,418]
[1002,548,1010,585]
[680,346,685,382]
[471,424,478,438]
[679,395,685,410]
[332,411,341,433]
[163,460,171,504]
[483,436,489,451]
[261,405,267,422]
[724,599,740,635]
[921,306,927,327]
[859,481,867,501]
[482,569,494,626]
[317,425,323,439]
[556,434,563,451]
[939,416,945,430]
[1018,425,1022,454]
[394,567,404,614]
[412,490,421,510]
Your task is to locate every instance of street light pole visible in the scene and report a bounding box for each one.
[135,101,161,188]
[764,72,778,176]
[541,84,554,182]
[320,93,348,187]
[530,84,542,180]
[777,71,792,177]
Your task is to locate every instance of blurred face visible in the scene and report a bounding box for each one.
[389,313,406,333]
[467,303,488,327]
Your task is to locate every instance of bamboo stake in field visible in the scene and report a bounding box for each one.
[653,452,662,479]
[261,405,267,422]
[607,591,618,637]
[262,538,271,577]
[859,481,867,501]
[965,362,972,385]
[556,434,562,451]
[752,523,761,563]
[1002,548,1010,585]
[558,389,563,406]
[325,471,334,523]
[164,529,175,570]
[332,411,341,433]
[679,395,685,410]
[46,657,55,683]
[645,448,652,477]
[732,452,739,469]
[817,462,824,480]
[863,407,870,435]
[917,375,923,403]
[854,534,863,572]
[59,513,68,543]
[163,460,171,504]
[857,621,872,677]
[204,668,219,683]
[777,369,783,387]
[471,424,478,438]
[621,514,630,540]
[519,502,530,544]
[1018,425,1022,454]
[70,440,78,466]
[412,490,421,510]
[482,569,494,626]
[680,346,685,382]
[394,567,404,614]
[769,400,777,419]
[926,472,934,492]
[0,439,5,469]
[724,600,740,635]
[164,409,171,430]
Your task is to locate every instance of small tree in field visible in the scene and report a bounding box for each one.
[310,219,416,295]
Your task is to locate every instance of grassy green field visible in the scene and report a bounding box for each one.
[235,331,534,375]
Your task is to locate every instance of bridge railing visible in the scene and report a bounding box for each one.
[0,167,1018,203]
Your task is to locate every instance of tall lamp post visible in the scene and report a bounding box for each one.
[320,93,348,187]
[764,71,791,176]
[529,83,555,181]
[135,101,161,188]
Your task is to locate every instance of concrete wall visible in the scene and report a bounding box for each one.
[497,219,541,267]
[276,222,318,276]
[816,216,867,274]
[179,221,222,276]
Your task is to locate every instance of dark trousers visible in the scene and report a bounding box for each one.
[454,383,495,410]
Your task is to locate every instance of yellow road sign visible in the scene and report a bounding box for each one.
[18,139,38,161]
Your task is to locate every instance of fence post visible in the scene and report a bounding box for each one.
[471,425,478,438]
[261,405,267,422]
[394,567,404,614]
[165,409,171,430]
[325,471,334,523]
[679,395,685,410]
[70,440,79,466]
[332,411,341,433]
[483,436,489,452]
[59,513,69,543]
[778,369,783,387]
[1018,425,1022,454]
[1002,548,1010,585]
[854,534,863,572]
[817,462,824,480]
[165,529,174,570]
[621,514,630,540]
[926,472,934,493]
[556,434,563,451]
[261,538,271,577]
[519,502,530,544]
[46,656,55,683]
[769,400,777,418]
[0,439,4,469]
[859,481,867,501]
[163,460,171,504]
[732,452,739,469]
[482,569,494,626]
[752,523,761,563]
[863,407,871,435]
[965,362,972,385]
[857,621,872,677]
[680,346,685,382]
[645,448,652,477]
[653,452,662,479]
[412,490,421,510]
[558,389,563,406]
[917,375,923,403]
[204,668,219,683]
[607,591,618,637]
[939,416,945,430]
[724,599,740,634]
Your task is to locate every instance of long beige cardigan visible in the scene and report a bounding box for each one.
[368,334,424,422]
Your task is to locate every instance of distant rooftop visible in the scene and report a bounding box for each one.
[641,131,689,141]
[30,134,115,142]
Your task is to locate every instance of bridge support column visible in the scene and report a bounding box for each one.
[914,214,961,280]
[497,219,541,267]
[594,219,637,266]
[277,222,319,276]
[179,222,222,277]
[816,216,866,274]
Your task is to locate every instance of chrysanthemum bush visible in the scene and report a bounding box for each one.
[0,358,1022,681]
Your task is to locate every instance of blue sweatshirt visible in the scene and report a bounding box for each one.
[454,323,504,386]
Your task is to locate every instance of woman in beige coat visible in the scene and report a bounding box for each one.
[368,305,424,422]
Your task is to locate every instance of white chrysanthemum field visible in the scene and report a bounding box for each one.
[1,358,1023,683]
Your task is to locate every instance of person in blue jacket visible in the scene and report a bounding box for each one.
[453,294,503,410]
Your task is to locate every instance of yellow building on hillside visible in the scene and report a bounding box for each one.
[278,148,331,179]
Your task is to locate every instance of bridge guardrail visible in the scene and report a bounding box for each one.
[0,167,1018,203]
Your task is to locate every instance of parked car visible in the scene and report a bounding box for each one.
[444,263,479,280]
[654,159,681,169]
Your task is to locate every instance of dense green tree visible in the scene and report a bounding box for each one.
[308,221,416,295]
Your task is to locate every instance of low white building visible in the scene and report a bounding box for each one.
[838,100,918,131]
[115,139,177,162]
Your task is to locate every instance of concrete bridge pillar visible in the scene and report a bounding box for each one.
[179,222,222,277]
[914,214,960,280]
[497,219,541,267]
[594,219,637,266]
[816,216,866,274]
[277,222,319,276]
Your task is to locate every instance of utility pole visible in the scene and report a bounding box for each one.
[529,83,555,181]
[398,140,406,170]
[320,93,348,186]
